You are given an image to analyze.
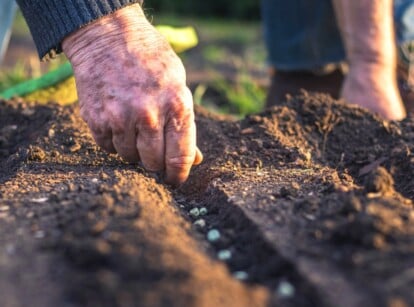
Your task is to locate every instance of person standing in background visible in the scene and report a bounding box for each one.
[262,0,414,120]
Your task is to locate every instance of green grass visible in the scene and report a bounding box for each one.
[1,10,67,92]
[152,15,268,116]
[0,62,29,92]
[212,74,266,115]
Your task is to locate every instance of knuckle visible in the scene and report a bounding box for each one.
[137,111,161,134]
[169,86,193,109]
[165,88,195,131]
[171,64,186,82]
[165,112,193,134]
[167,155,194,170]
[108,107,129,134]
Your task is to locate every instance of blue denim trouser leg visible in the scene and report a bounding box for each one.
[0,0,17,64]
[261,0,414,71]
[261,0,345,71]
[394,0,414,65]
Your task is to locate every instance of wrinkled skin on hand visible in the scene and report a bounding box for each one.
[62,4,202,186]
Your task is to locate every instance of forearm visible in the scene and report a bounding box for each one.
[16,0,143,60]
[332,0,405,120]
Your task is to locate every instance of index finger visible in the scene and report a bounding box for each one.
[164,88,198,186]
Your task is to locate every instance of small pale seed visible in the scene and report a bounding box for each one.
[217,249,232,261]
[207,229,221,242]
[233,271,248,281]
[189,207,200,217]
[193,219,206,228]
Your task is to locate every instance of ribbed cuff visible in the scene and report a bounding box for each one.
[16,0,143,60]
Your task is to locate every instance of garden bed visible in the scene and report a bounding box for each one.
[0,93,413,306]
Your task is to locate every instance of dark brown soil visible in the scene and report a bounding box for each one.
[1,92,414,307]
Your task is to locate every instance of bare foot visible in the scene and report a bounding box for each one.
[341,63,406,120]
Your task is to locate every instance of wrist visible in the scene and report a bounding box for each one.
[62,3,154,65]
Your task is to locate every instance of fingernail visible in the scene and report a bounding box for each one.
[193,147,203,165]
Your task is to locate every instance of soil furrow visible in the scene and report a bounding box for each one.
[0,99,268,307]
[179,93,414,306]
[1,93,414,306]
[175,186,325,306]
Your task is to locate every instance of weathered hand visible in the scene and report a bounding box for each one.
[62,4,202,185]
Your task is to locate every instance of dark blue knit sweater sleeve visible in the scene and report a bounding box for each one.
[16,0,143,60]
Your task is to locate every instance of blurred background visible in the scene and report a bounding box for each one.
[1,1,267,115]
[144,0,260,19]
